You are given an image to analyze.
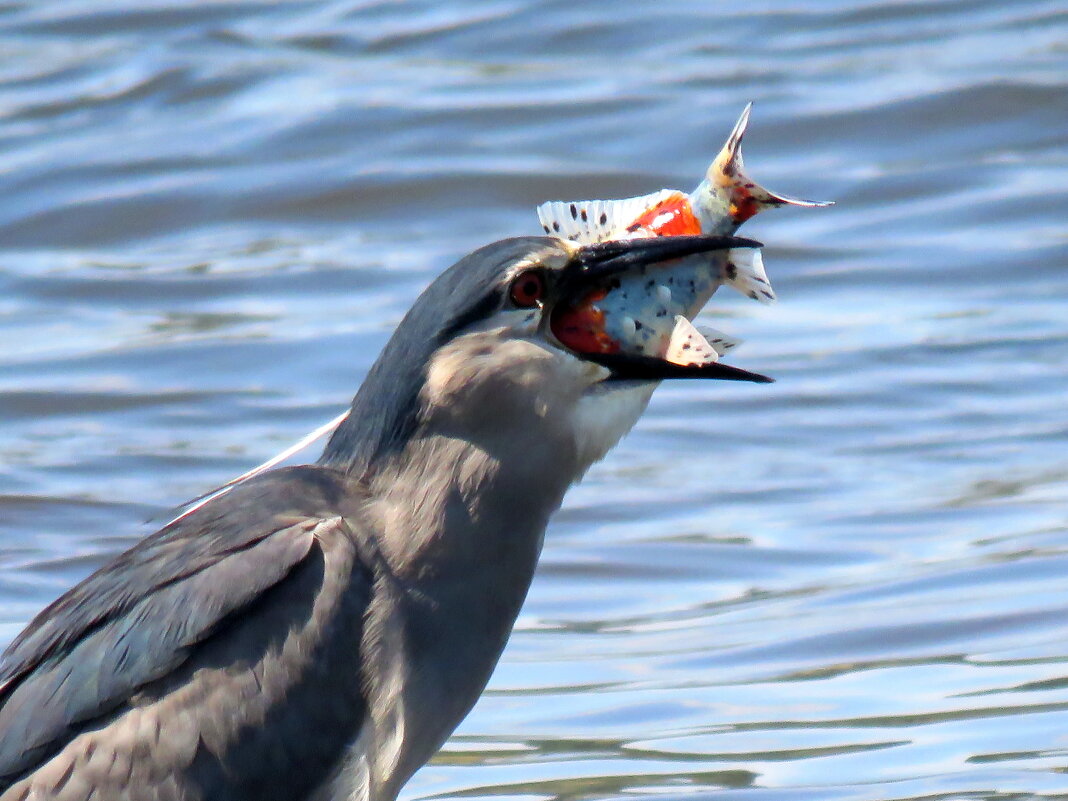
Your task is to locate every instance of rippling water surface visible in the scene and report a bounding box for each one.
[2,1,1068,798]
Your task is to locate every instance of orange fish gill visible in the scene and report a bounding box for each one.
[540,102,832,367]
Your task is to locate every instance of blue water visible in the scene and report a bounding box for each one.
[1,1,1068,798]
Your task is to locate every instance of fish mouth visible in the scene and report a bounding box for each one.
[549,236,773,384]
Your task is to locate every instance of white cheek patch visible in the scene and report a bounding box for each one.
[570,382,656,474]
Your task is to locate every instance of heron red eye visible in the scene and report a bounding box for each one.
[509,270,545,308]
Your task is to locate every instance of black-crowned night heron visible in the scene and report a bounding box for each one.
[0,234,770,801]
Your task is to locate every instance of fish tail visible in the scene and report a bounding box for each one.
[703,103,833,226]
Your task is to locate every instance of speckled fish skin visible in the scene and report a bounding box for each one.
[539,104,831,362]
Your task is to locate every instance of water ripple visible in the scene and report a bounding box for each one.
[1,0,1067,799]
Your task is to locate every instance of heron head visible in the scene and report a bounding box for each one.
[323,236,770,478]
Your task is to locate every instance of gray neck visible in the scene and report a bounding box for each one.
[354,413,579,796]
[365,413,578,594]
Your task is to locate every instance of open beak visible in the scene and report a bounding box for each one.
[552,236,774,384]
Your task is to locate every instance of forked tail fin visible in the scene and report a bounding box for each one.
[703,102,833,226]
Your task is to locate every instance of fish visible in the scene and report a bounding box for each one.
[163,104,829,523]
[538,102,831,368]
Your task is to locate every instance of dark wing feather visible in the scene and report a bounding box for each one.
[0,465,355,786]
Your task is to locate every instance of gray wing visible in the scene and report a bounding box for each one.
[0,466,373,800]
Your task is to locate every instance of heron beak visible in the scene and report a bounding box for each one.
[584,351,773,383]
[562,235,760,289]
[551,236,773,384]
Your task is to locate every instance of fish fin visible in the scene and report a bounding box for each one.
[724,248,776,304]
[696,325,743,356]
[702,102,834,224]
[536,190,678,244]
[665,315,720,366]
